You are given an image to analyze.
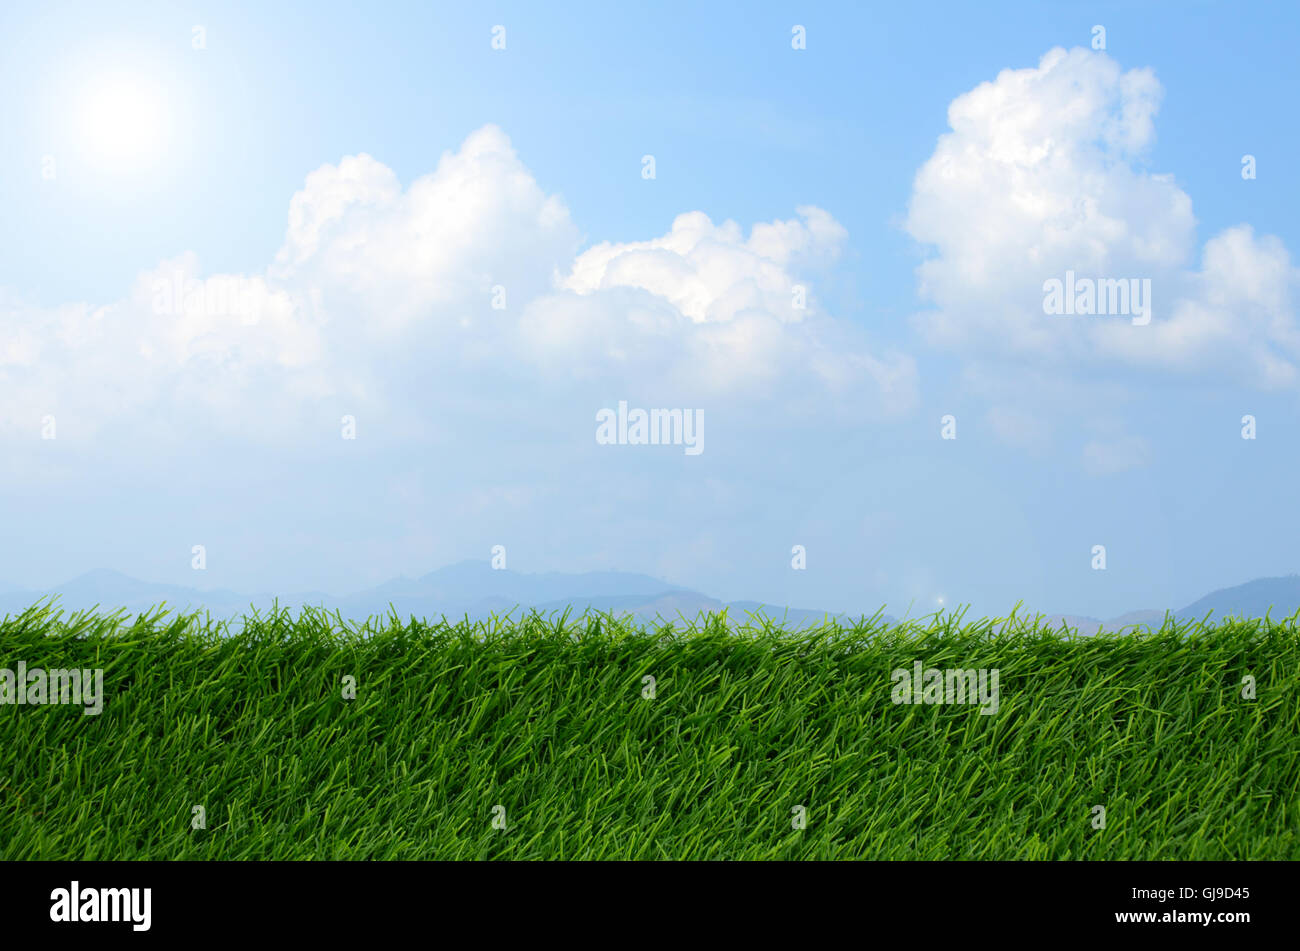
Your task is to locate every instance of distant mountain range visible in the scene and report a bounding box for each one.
[2,563,1299,631]
[1026,575,1300,634]
[0,562,849,628]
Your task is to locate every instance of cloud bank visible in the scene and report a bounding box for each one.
[0,125,915,460]
[906,47,1299,388]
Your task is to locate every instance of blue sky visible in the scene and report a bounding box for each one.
[1,0,1298,619]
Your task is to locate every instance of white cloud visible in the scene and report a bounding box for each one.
[561,206,847,323]
[270,125,579,334]
[0,125,914,453]
[905,47,1300,386]
[1097,226,1300,387]
[0,254,330,443]
[527,207,913,411]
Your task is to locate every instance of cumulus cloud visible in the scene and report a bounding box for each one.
[522,208,915,409]
[0,124,913,453]
[1097,226,1300,387]
[0,255,330,443]
[905,46,1300,386]
[271,126,578,334]
[560,207,847,323]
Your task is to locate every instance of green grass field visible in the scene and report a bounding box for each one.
[1,603,1296,859]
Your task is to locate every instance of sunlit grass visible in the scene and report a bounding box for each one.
[1,602,1296,859]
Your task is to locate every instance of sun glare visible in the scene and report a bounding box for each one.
[78,78,167,166]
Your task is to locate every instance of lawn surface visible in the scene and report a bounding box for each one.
[2,604,1296,859]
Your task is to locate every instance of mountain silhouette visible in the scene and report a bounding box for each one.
[1175,575,1300,622]
[3,565,1299,630]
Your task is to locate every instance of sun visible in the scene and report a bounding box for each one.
[78,78,168,166]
